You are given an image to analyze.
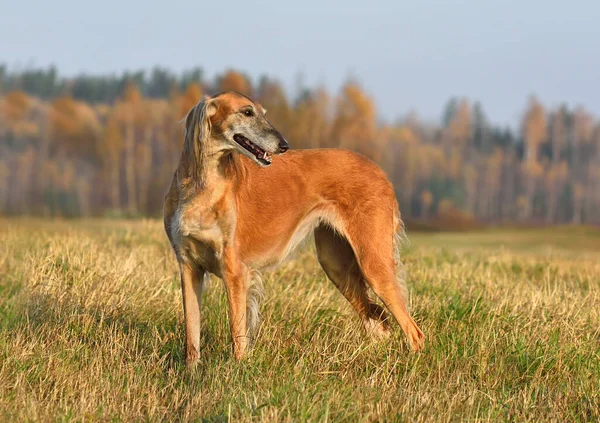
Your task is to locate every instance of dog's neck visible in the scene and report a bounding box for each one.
[177,149,240,199]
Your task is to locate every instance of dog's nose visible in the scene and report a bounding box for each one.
[279,139,290,153]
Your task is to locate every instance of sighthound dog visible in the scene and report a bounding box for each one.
[164,91,425,365]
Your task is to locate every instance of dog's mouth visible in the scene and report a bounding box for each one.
[233,134,273,165]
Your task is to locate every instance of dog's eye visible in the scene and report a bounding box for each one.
[243,109,254,117]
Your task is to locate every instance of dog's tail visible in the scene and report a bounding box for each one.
[202,270,263,344]
[246,269,264,344]
[393,209,410,308]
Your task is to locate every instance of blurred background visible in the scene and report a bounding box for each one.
[1,1,599,226]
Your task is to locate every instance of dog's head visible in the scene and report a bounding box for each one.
[183,91,289,167]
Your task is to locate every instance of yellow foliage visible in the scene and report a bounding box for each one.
[522,161,543,178]
[395,126,418,145]
[123,83,142,105]
[11,121,40,139]
[449,98,471,147]
[180,83,203,118]
[100,115,124,161]
[50,96,101,156]
[573,107,593,144]
[219,70,250,95]
[522,96,547,161]
[331,81,376,153]
[3,90,31,121]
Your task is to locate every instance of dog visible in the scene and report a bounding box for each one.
[164,91,425,365]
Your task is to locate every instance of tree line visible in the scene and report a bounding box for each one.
[1,65,599,225]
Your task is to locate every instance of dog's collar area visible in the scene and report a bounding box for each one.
[233,134,273,165]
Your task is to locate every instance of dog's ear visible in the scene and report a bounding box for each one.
[182,99,216,145]
[181,98,217,188]
[202,95,218,117]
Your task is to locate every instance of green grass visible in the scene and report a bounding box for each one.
[1,219,599,422]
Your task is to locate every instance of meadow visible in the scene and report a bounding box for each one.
[0,219,599,422]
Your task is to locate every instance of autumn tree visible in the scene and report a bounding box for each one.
[99,113,124,210]
[179,82,203,119]
[570,106,594,223]
[520,96,547,220]
[448,98,472,151]
[472,102,492,152]
[544,161,568,223]
[217,70,252,96]
[550,106,567,164]
[49,95,101,158]
[3,91,30,122]
[331,81,376,157]
[386,125,428,213]
[256,77,293,137]
[291,88,331,149]
[121,82,144,214]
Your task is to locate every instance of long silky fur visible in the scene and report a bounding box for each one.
[246,269,264,344]
[181,98,213,189]
[393,210,410,310]
[199,268,263,345]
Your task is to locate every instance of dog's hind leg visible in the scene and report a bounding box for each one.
[342,213,425,351]
[314,225,391,338]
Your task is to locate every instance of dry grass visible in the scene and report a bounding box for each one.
[1,218,599,422]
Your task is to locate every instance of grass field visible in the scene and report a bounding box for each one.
[1,219,599,422]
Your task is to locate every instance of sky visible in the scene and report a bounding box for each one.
[2,0,599,126]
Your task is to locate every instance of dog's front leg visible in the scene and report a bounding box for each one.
[179,261,206,366]
[222,248,248,360]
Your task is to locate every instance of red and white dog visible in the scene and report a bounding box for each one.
[164,91,424,365]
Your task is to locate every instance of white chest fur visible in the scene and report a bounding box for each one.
[171,202,226,273]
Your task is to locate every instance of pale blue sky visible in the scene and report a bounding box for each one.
[2,0,599,125]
